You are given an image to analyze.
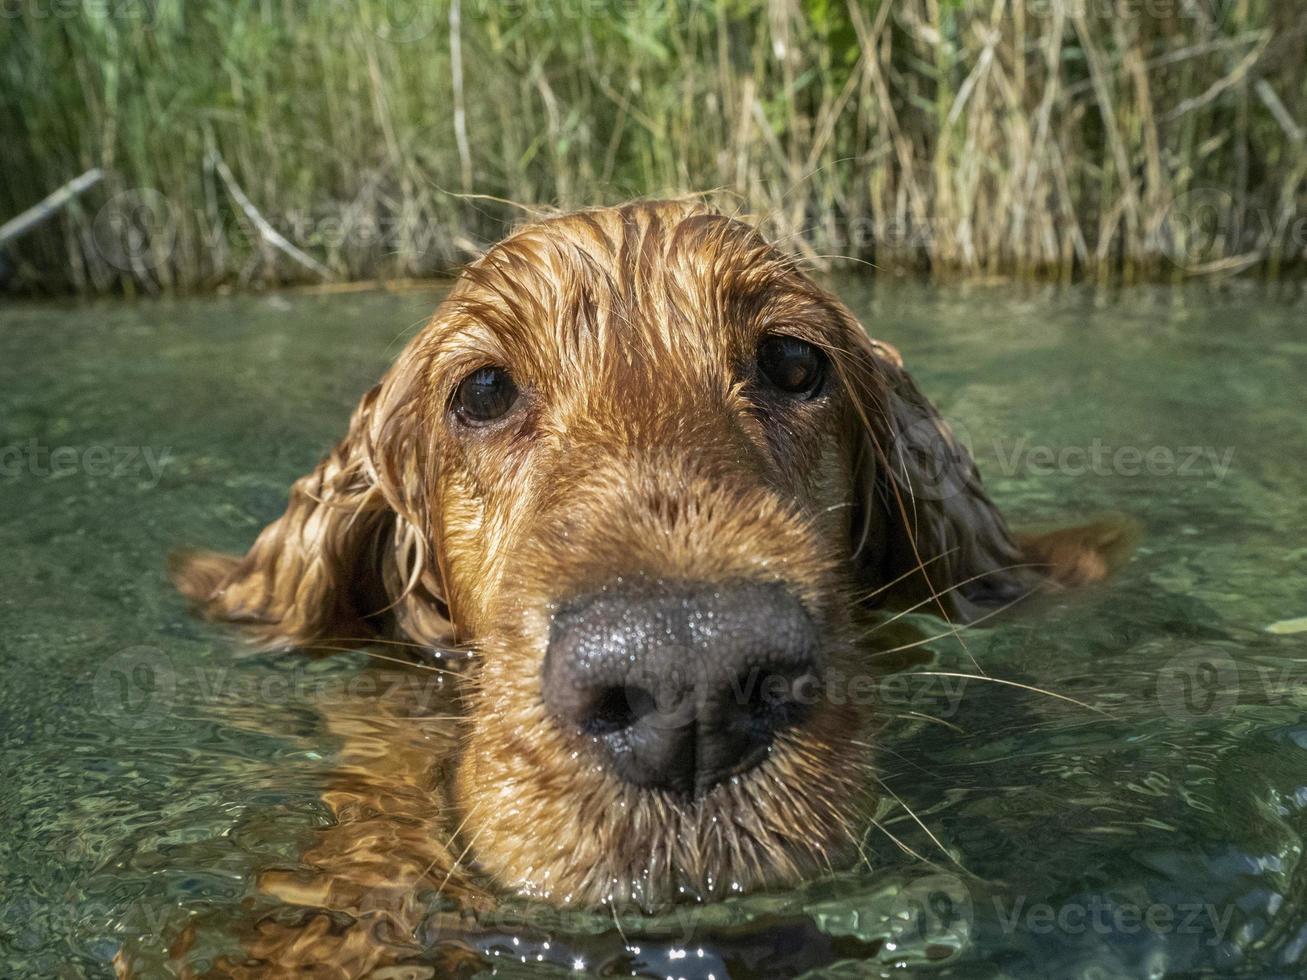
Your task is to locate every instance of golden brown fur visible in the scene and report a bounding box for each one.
[173,201,1130,918]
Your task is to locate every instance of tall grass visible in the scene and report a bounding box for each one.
[2,0,1304,293]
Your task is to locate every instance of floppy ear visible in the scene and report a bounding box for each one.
[836,319,1133,621]
[171,341,453,652]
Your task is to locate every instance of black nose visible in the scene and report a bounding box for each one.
[542,582,822,797]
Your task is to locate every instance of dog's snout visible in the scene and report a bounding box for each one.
[542,582,822,797]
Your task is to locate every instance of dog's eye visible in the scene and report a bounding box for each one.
[453,367,519,424]
[757,335,825,397]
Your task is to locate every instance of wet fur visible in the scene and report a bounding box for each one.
[173,201,1130,915]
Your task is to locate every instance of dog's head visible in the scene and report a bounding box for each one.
[177,201,1083,909]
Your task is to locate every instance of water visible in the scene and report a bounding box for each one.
[1,281,1305,978]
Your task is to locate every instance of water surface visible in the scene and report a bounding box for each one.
[1,280,1305,977]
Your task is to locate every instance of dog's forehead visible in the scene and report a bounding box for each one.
[428,203,839,380]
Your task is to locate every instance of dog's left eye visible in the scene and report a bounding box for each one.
[757,335,826,397]
[453,366,519,424]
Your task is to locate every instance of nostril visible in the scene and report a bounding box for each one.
[730,666,820,735]
[581,685,655,736]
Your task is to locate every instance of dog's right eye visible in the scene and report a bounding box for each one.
[757,335,826,398]
[453,367,519,424]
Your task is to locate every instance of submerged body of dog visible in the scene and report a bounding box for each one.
[174,201,1131,934]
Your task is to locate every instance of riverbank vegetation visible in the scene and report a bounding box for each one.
[2,0,1304,293]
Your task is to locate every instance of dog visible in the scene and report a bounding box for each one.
[173,200,1132,919]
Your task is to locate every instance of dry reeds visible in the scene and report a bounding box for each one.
[1,0,1303,293]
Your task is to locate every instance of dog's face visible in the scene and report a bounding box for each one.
[436,206,873,906]
[178,201,1059,909]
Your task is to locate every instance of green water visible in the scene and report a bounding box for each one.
[1,282,1305,978]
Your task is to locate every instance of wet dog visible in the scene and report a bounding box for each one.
[174,200,1130,916]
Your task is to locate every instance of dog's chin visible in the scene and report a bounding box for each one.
[454,720,869,911]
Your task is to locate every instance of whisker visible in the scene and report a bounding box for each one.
[850,830,875,873]
[850,741,943,780]
[857,561,1044,643]
[306,644,464,676]
[861,587,1032,654]
[607,898,631,946]
[821,501,856,514]
[851,546,960,603]
[419,800,486,904]
[866,816,941,870]
[432,821,487,902]
[313,634,472,655]
[884,711,966,734]
[869,774,962,869]
[905,671,1110,717]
